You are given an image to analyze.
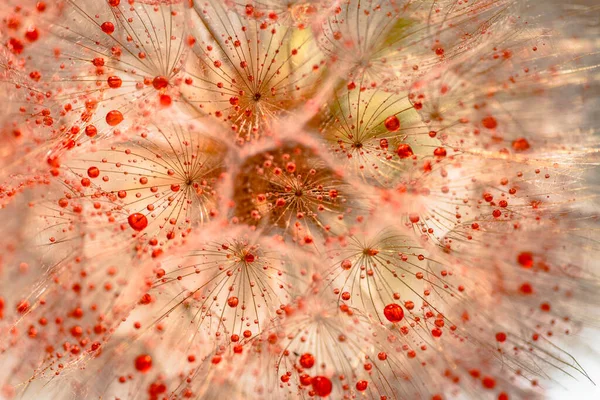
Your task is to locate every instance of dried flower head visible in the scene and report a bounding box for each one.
[0,0,599,399]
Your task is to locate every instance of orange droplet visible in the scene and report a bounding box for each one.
[311,376,332,397]
[383,303,404,323]
[159,94,172,107]
[482,116,498,129]
[433,147,447,157]
[25,27,40,42]
[517,252,533,268]
[106,110,123,126]
[384,115,400,132]
[227,297,239,308]
[128,213,148,231]
[152,76,169,90]
[101,22,115,35]
[512,137,530,152]
[356,380,368,391]
[85,125,97,137]
[134,354,152,372]
[107,76,122,88]
[299,353,315,369]
[396,144,413,159]
[87,166,100,178]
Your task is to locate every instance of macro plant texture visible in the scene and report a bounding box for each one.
[0,0,599,399]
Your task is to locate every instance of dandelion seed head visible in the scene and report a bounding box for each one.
[1,0,599,399]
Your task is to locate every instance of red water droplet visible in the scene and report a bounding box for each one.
[135,354,152,373]
[244,253,255,263]
[433,147,447,157]
[8,38,24,54]
[148,383,166,396]
[482,376,496,389]
[396,144,413,159]
[356,380,368,391]
[227,297,239,307]
[101,22,115,35]
[519,282,533,295]
[107,76,122,88]
[517,252,533,268]
[16,300,29,314]
[512,137,530,151]
[128,213,148,231]
[92,57,105,67]
[87,166,100,178]
[384,115,400,132]
[482,116,498,129]
[495,332,507,342]
[159,94,172,107]
[106,110,123,126]
[409,213,420,223]
[498,392,510,400]
[300,374,312,386]
[25,27,40,42]
[152,76,169,90]
[341,259,352,270]
[299,353,315,369]
[85,125,97,137]
[311,376,332,397]
[383,303,404,323]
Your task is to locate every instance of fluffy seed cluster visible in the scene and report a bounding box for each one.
[0,1,599,399]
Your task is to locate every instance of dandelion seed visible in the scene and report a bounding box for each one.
[182,0,325,143]
[62,122,227,244]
